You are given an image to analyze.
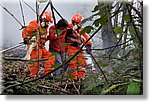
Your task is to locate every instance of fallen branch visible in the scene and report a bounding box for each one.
[37,84,73,94]
[2,57,48,62]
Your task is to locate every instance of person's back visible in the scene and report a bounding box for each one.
[65,28,86,80]
[48,25,66,53]
[47,19,69,75]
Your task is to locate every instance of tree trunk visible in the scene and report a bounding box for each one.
[97,0,117,57]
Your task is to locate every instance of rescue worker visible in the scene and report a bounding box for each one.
[47,19,69,75]
[69,14,95,74]
[70,14,92,53]
[65,14,89,80]
[22,11,55,77]
[65,28,86,80]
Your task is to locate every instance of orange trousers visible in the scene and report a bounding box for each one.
[29,46,55,77]
[67,45,86,80]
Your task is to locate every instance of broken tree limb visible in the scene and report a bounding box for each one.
[2,57,48,62]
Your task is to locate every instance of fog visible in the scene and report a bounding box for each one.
[0,0,99,50]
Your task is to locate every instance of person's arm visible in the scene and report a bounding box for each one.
[82,32,92,44]
[22,27,31,44]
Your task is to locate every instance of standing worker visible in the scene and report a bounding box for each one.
[65,14,89,80]
[22,11,55,77]
[70,14,95,73]
[65,27,86,80]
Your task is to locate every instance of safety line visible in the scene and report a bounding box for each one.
[19,0,26,26]
[22,0,36,14]
[0,3,23,27]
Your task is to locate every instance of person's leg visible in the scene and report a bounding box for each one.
[29,49,42,77]
[42,47,55,74]
[77,51,86,79]
[67,45,79,80]
[49,49,62,75]
[62,53,68,71]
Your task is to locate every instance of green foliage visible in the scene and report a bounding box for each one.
[101,82,129,95]
[97,60,108,68]
[51,63,60,69]
[81,14,108,35]
[113,37,121,41]
[126,82,140,95]
[54,29,62,35]
[123,14,131,22]
[80,26,94,34]
[93,19,101,27]
[60,42,68,46]
[64,75,75,80]
[129,27,136,35]
[29,39,36,44]
[82,74,105,94]
[93,15,108,27]
[26,33,36,37]
[114,26,123,34]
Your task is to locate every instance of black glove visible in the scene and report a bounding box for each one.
[66,29,73,36]
[71,42,79,47]
[86,45,92,53]
[23,38,30,44]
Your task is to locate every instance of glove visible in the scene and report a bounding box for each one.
[71,42,79,47]
[66,29,73,36]
[23,38,30,44]
[86,45,92,53]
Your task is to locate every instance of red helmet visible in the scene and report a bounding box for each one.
[41,11,53,23]
[71,14,83,23]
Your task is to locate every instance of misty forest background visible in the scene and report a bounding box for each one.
[0,0,143,95]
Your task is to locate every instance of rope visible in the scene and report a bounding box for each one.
[0,3,23,27]
[39,0,51,19]
[22,0,36,14]
[52,4,64,19]
[19,0,26,26]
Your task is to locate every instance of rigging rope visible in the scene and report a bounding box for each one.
[0,3,23,27]
[39,0,51,18]
[19,0,26,26]
[22,0,36,14]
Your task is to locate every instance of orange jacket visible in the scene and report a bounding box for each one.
[22,20,47,43]
[68,23,92,46]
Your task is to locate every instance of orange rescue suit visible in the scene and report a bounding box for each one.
[66,24,86,80]
[22,20,55,77]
